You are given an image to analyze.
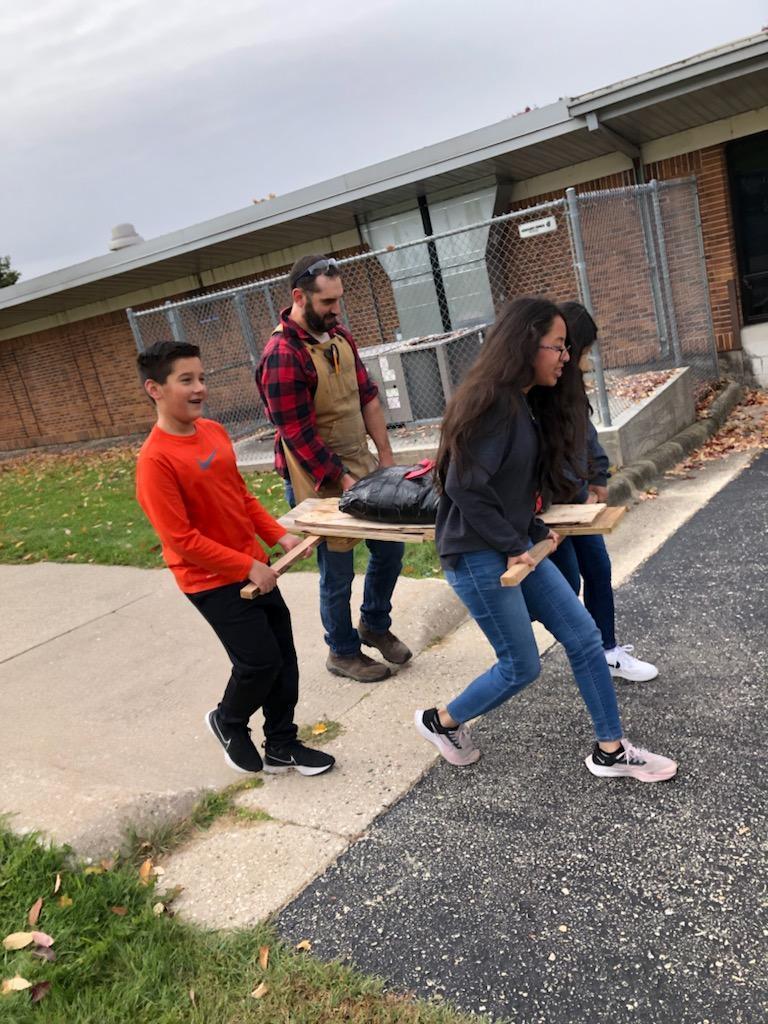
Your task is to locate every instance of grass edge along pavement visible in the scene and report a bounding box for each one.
[0,455,442,579]
[0,822,489,1024]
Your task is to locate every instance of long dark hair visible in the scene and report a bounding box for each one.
[527,301,598,505]
[436,296,561,490]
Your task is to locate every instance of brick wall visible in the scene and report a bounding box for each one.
[1,242,402,452]
[645,146,741,352]
[492,153,739,364]
[0,311,153,451]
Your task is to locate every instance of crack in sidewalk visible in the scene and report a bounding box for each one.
[0,590,156,666]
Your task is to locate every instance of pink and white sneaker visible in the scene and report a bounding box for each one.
[586,739,678,782]
[414,708,480,767]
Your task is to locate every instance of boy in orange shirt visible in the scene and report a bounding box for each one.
[136,340,334,777]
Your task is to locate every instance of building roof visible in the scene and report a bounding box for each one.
[2,31,767,333]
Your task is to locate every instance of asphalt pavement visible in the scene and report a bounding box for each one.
[276,452,768,1024]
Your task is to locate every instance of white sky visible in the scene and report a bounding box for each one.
[2,0,765,281]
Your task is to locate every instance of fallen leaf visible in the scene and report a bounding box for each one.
[251,982,268,999]
[1,975,31,995]
[259,945,269,971]
[189,989,196,1006]
[2,933,34,951]
[110,906,128,917]
[28,898,43,927]
[152,903,165,916]
[53,874,61,895]
[30,932,54,948]
[84,866,104,876]
[138,858,153,885]
[295,939,312,952]
[100,858,115,872]
[311,722,328,736]
[58,895,73,909]
[30,981,51,1004]
[31,946,56,963]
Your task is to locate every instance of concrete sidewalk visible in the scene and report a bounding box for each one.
[0,565,466,856]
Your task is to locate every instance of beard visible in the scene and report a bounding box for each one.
[305,300,337,334]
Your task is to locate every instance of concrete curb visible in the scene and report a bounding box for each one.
[607,379,744,504]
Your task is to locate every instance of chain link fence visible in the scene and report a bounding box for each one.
[128,177,719,439]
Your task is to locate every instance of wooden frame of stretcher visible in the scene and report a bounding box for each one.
[240,499,626,598]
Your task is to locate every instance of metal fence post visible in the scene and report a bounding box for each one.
[649,180,684,366]
[126,308,144,353]
[261,283,277,327]
[565,187,612,427]
[637,188,670,358]
[164,301,187,344]
[690,184,722,376]
[233,293,260,369]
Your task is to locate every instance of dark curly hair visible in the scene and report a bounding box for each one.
[527,301,598,507]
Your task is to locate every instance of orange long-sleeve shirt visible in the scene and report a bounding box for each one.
[136,418,286,593]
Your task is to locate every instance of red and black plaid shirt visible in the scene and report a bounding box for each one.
[256,309,379,488]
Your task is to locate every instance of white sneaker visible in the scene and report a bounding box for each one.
[605,644,658,682]
[414,708,481,766]
[585,739,678,783]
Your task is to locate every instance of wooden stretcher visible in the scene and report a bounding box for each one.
[239,498,626,598]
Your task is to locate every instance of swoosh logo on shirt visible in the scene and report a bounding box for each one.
[197,449,217,470]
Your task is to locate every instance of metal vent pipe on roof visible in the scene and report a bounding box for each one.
[109,223,144,251]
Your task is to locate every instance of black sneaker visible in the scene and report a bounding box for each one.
[205,709,263,774]
[263,740,335,777]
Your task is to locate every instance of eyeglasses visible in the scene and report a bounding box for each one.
[539,343,571,361]
[293,258,339,286]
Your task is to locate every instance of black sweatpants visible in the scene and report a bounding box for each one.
[187,580,298,745]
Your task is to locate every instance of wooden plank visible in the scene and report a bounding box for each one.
[540,503,606,525]
[240,536,321,600]
[292,504,434,543]
[294,523,429,544]
[294,505,434,538]
[278,498,434,542]
[499,538,557,588]
[554,505,626,536]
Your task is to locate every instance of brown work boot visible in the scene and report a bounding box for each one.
[326,651,392,683]
[357,622,412,665]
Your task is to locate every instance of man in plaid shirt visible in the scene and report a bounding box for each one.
[257,254,411,683]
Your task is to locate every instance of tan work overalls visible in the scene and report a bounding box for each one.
[280,331,377,508]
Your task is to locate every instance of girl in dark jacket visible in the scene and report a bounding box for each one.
[415,296,675,782]
[529,302,658,683]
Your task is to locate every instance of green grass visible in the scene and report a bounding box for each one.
[297,719,344,746]
[0,448,442,579]
[121,780,269,866]
[0,825,484,1024]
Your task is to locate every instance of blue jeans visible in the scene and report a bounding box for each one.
[549,535,617,650]
[444,548,622,742]
[285,482,404,657]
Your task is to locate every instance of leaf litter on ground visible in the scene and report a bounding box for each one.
[665,388,768,479]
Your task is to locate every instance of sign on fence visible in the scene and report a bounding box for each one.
[518,216,558,238]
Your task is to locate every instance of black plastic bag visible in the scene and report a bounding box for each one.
[338,461,439,524]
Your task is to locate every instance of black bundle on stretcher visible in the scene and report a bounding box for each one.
[338,461,439,524]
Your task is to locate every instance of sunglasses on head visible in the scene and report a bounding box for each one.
[293,258,339,286]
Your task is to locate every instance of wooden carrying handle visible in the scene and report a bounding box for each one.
[240,535,321,599]
[499,538,556,588]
